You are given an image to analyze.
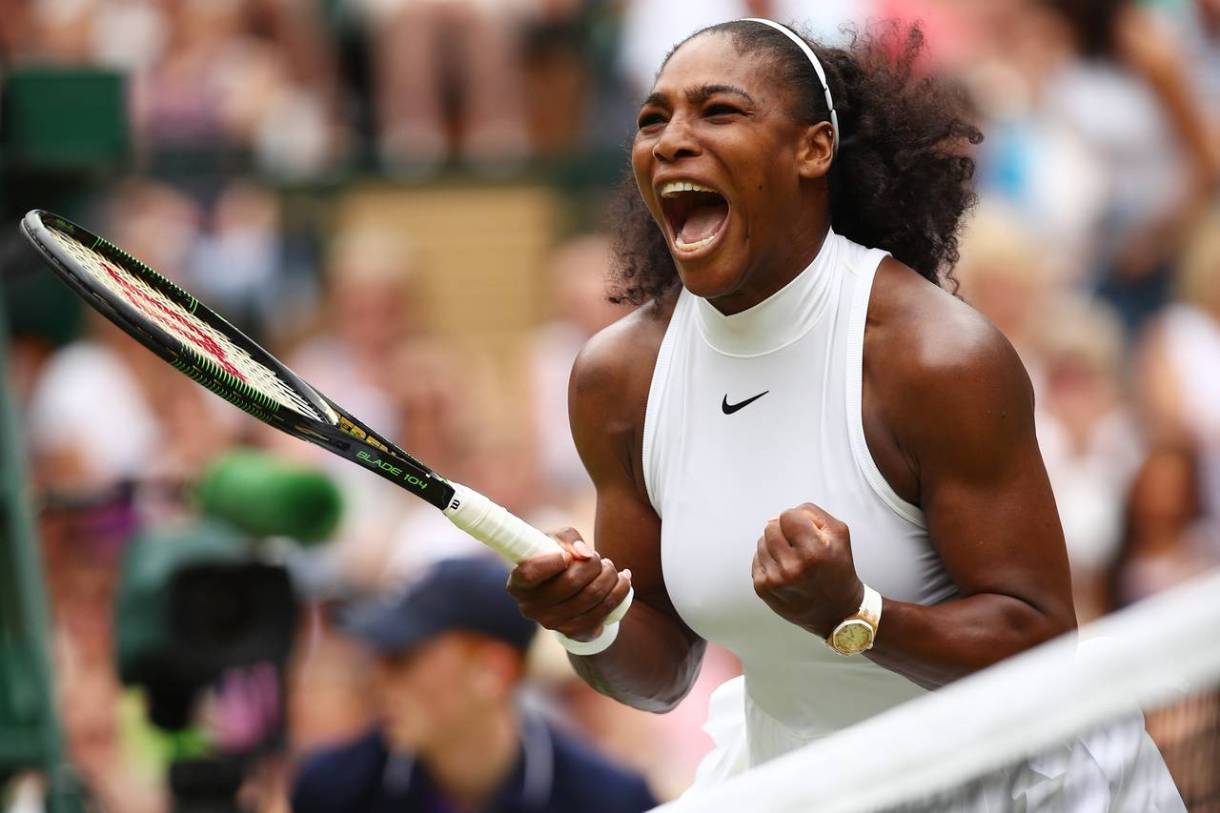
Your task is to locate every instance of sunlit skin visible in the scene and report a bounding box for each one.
[631,33,835,314]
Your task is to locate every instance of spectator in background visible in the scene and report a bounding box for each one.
[1106,436,1220,813]
[965,2,1109,279]
[953,204,1056,384]
[60,667,164,813]
[1149,0,1220,124]
[12,477,168,813]
[135,0,342,176]
[0,0,29,64]
[284,224,430,585]
[7,0,344,175]
[527,234,630,502]
[386,337,472,488]
[1035,0,1220,332]
[361,0,535,174]
[187,181,288,339]
[1136,209,1220,522]
[381,413,517,583]
[291,224,422,450]
[291,556,658,813]
[1108,443,1216,610]
[1033,296,1143,622]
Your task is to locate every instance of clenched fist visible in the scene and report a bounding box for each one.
[507,528,632,642]
[752,503,864,639]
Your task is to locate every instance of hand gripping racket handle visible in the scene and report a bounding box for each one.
[442,482,633,655]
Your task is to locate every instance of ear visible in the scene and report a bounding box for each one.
[796,122,835,181]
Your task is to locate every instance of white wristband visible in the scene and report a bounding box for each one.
[861,583,882,626]
[555,620,622,656]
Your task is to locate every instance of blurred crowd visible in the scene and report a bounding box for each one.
[2,0,1220,810]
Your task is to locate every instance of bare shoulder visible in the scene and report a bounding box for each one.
[569,292,677,483]
[570,293,676,421]
[866,259,1035,466]
[869,258,1029,389]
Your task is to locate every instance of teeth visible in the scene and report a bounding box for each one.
[675,233,718,251]
[660,180,718,198]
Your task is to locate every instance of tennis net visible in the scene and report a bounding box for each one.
[654,568,1220,813]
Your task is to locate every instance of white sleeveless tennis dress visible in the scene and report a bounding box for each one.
[641,230,1185,809]
[643,230,953,769]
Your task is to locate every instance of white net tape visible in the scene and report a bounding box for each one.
[654,568,1220,813]
[48,228,322,422]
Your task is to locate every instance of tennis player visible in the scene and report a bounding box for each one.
[507,18,1183,803]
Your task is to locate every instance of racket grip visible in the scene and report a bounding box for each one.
[444,482,559,561]
[442,482,633,653]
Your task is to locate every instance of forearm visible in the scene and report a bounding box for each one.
[569,600,705,713]
[865,593,1076,690]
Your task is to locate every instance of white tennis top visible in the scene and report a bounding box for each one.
[642,229,957,769]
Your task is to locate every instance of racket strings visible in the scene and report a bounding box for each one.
[48,230,323,422]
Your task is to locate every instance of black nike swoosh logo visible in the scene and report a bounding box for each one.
[721,390,769,415]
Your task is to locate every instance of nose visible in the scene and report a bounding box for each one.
[652,116,700,163]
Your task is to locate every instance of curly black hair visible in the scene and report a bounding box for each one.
[608,22,982,306]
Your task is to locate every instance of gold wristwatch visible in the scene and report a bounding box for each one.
[826,584,882,656]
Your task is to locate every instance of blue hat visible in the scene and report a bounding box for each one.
[341,556,538,655]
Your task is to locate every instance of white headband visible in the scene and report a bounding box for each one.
[740,18,840,154]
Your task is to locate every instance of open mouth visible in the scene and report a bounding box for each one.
[659,181,730,254]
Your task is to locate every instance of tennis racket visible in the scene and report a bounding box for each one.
[20,209,631,655]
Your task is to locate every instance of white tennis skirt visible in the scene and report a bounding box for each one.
[684,676,1186,812]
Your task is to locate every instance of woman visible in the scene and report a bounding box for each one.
[507,18,1168,800]
[1037,0,1219,332]
[1137,210,1220,522]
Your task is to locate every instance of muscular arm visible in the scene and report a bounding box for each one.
[565,308,705,712]
[863,264,1076,689]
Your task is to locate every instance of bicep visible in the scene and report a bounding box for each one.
[909,336,1074,619]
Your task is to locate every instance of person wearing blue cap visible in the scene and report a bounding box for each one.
[289,556,658,813]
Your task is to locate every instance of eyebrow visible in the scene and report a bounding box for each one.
[642,83,757,109]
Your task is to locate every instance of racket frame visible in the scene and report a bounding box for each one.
[20,209,632,652]
[20,210,456,511]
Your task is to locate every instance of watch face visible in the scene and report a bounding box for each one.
[832,620,874,654]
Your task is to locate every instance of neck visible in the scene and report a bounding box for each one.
[694,226,841,357]
[422,704,519,810]
[707,216,830,317]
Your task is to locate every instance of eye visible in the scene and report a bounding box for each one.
[637,111,666,130]
[705,103,742,120]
